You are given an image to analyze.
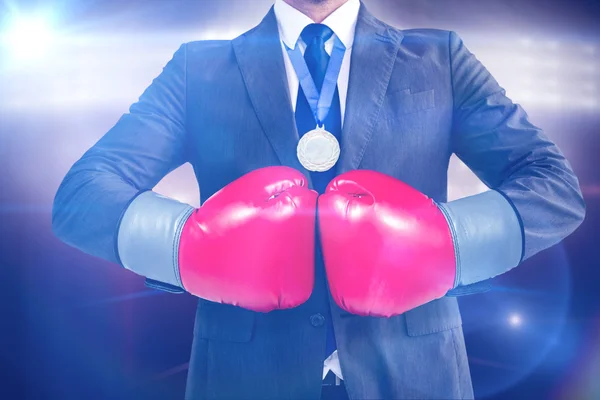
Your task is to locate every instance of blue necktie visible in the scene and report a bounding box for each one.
[294,23,340,357]
[295,23,342,194]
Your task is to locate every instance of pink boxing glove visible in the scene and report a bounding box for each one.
[179,167,318,312]
[318,170,456,317]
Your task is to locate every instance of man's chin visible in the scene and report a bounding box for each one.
[299,0,333,4]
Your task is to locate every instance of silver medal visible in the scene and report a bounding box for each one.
[297,125,340,172]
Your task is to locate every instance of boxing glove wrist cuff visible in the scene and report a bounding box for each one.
[437,190,523,288]
[117,191,194,288]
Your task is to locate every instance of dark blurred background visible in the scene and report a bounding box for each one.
[0,0,599,398]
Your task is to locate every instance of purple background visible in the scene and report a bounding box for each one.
[1,0,599,398]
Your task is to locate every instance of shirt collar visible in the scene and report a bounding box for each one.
[274,0,360,49]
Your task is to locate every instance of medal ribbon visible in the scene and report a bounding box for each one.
[285,36,346,127]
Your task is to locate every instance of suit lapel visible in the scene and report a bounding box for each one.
[232,5,403,178]
[232,8,311,178]
[337,5,404,173]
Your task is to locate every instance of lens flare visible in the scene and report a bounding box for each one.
[2,13,58,62]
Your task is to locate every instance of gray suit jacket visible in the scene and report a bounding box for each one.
[52,3,586,399]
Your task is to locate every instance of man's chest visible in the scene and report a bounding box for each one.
[184,51,455,200]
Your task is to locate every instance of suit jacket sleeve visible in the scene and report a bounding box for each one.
[448,31,586,263]
[52,44,189,265]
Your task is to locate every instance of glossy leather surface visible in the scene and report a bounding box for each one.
[319,170,455,317]
[179,166,318,312]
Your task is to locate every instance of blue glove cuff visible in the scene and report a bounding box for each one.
[117,191,194,288]
[438,190,523,288]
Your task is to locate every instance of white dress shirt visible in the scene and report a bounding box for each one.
[274,0,360,128]
[273,0,361,382]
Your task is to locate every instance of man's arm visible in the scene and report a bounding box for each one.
[52,43,319,308]
[52,44,189,270]
[447,31,586,286]
[317,33,586,316]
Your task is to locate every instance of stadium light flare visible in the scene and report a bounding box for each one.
[508,313,523,327]
[2,13,58,62]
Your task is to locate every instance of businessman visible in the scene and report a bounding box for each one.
[52,0,586,399]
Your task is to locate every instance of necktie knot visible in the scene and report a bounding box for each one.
[300,23,334,46]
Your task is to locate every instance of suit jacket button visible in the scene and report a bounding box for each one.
[310,313,325,327]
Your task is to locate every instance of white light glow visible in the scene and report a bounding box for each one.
[508,313,522,327]
[547,93,562,105]
[521,57,535,67]
[2,13,58,62]
[520,38,533,48]
[547,60,560,69]
[583,45,596,55]
[581,98,598,109]
[522,76,533,86]
[519,90,533,101]
[545,41,560,51]
[199,29,242,40]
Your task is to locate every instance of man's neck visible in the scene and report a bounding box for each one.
[282,0,349,23]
